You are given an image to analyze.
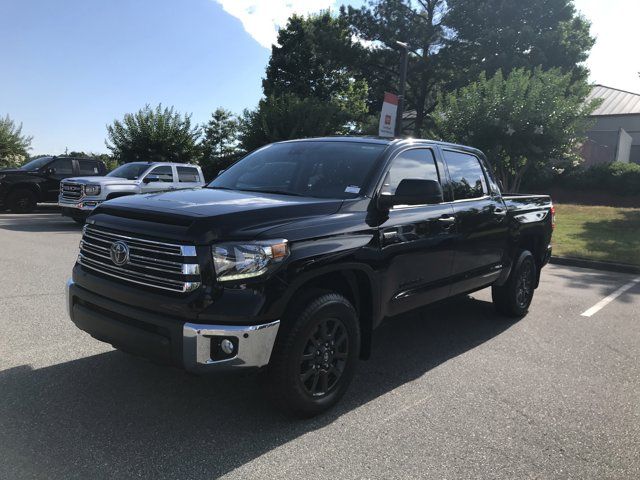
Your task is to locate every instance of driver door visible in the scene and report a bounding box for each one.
[377,148,457,317]
[140,165,176,193]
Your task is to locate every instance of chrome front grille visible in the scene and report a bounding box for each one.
[78,225,201,293]
[61,182,83,200]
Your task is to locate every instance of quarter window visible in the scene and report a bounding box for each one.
[444,151,487,200]
[381,149,439,196]
[146,166,174,182]
[78,160,100,175]
[177,167,200,182]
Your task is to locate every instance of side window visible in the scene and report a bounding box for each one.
[444,151,488,200]
[78,160,100,175]
[146,166,174,182]
[49,158,74,175]
[381,149,439,196]
[177,166,200,182]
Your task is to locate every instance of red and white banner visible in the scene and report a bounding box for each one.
[378,92,398,138]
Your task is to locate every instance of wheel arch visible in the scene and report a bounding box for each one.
[281,265,380,360]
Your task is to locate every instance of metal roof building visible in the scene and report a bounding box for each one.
[583,85,640,165]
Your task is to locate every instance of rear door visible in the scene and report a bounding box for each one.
[176,166,203,189]
[140,165,175,193]
[442,149,509,295]
[44,158,75,201]
[377,147,457,317]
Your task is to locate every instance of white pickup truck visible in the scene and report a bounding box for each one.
[58,162,205,223]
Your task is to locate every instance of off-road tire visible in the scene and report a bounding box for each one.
[264,290,360,417]
[492,249,536,318]
[8,189,37,213]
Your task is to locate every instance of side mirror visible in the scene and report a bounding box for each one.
[142,175,159,184]
[378,179,444,209]
[45,167,56,175]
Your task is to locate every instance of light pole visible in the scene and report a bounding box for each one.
[394,41,409,138]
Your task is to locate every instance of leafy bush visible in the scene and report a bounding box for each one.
[562,162,640,195]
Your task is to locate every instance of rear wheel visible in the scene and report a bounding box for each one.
[264,291,360,417]
[8,189,37,213]
[492,250,536,317]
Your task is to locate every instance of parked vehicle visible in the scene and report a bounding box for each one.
[59,162,205,224]
[65,137,554,416]
[0,156,107,213]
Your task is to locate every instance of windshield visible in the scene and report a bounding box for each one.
[20,157,52,171]
[208,141,387,199]
[107,162,150,180]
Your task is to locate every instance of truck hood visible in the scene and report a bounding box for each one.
[64,176,138,186]
[90,187,344,243]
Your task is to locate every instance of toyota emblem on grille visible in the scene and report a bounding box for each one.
[109,240,130,266]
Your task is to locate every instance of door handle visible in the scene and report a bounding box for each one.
[438,216,456,224]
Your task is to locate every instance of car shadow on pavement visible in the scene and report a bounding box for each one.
[550,267,640,304]
[0,207,82,233]
[0,296,513,479]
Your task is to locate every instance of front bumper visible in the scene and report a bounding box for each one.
[66,279,280,372]
[59,198,102,212]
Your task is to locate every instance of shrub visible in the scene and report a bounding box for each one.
[561,162,640,196]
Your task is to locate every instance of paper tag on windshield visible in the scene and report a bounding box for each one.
[345,185,360,194]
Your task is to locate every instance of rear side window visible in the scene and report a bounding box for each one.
[177,166,200,182]
[147,166,173,182]
[444,151,487,200]
[78,160,101,175]
[49,158,74,175]
[381,148,439,196]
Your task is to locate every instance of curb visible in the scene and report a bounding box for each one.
[550,256,640,275]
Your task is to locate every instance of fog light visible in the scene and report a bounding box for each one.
[220,339,235,355]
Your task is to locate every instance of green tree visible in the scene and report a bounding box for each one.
[262,12,371,135]
[432,68,598,192]
[106,104,201,164]
[443,0,594,88]
[200,108,243,178]
[240,92,368,152]
[346,0,449,136]
[264,12,363,101]
[0,115,33,168]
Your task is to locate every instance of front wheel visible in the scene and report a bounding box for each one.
[8,189,37,213]
[492,250,536,317]
[264,291,360,417]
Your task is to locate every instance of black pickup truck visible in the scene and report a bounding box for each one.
[66,137,553,416]
[0,156,107,213]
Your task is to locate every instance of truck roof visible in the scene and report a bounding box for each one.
[125,161,201,167]
[277,136,486,158]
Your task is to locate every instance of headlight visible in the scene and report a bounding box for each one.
[84,184,101,196]
[212,240,289,281]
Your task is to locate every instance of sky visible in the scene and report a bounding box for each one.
[0,0,637,155]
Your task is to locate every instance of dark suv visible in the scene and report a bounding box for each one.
[0,156,107,213]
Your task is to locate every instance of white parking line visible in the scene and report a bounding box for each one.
[581,277,640,317]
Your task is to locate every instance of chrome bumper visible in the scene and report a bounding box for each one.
[66,279,279,372]
[59,199,102,211]
[183,321,280,372]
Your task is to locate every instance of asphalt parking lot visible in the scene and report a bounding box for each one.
[1,208,639,480]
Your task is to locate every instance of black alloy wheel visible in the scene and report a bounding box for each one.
[263,290,360,417]
[515,257,535,309]
[8,189,37,213]
[299,317,349,397]
[492,249,536,318]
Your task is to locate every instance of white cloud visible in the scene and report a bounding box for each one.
[215,0,335,49]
